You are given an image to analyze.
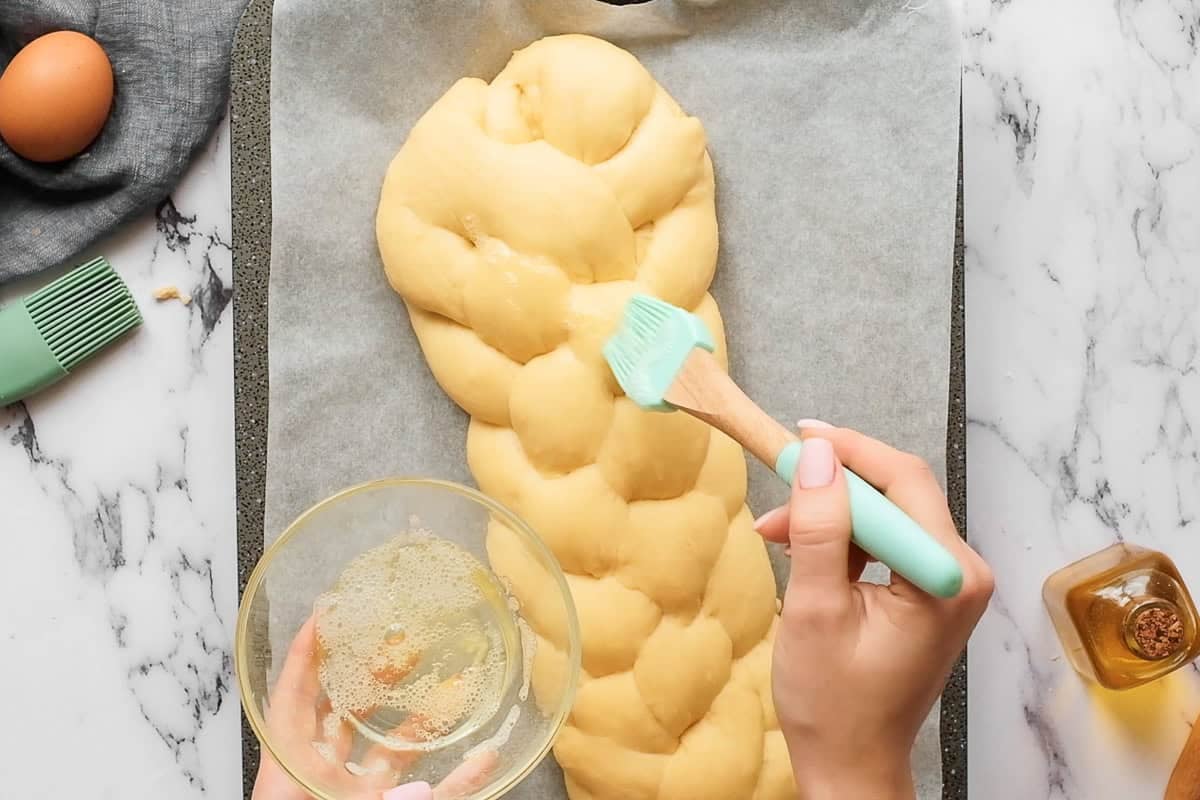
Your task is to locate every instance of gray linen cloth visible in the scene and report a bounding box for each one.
[0,0,247,283]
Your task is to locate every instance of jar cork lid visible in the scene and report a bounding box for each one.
[1127,603,1185,660]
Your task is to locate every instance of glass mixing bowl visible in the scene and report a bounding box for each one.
[237,479,581,800]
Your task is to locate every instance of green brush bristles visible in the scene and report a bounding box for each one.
[604,296,672,385]
[603,294,716,412]
[0,257,142,404]
[25,257,142,370]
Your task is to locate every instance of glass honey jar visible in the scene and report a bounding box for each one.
[1043,543,1200,690]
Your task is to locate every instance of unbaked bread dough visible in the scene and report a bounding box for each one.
[376,34,793,800]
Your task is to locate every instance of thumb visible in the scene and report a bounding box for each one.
[786,437,852,598]
[382,783,433,800]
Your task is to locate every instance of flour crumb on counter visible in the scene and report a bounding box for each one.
[153,284,192,305]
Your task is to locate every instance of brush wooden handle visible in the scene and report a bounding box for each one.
[1166,715,1200,800]
[666,349,964,598]
[664,350,795,468]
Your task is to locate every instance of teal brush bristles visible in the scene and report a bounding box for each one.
[0,257,142,404]
[603,294,715,411]
[27,258,141,368]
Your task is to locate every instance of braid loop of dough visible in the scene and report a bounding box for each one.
[377,34,794,800]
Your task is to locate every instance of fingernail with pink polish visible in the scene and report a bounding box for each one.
[753,506,786,532]
[797,418,833,429]
[797,438,836,489]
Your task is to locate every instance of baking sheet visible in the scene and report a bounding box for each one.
[264,0,959,796]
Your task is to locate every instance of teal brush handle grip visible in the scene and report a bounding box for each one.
[775,441,963,598]
[0,302,68,405]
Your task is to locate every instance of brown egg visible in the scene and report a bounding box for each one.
[0,31,115,163]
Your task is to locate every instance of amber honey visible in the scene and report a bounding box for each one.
[1043,544,1200,690]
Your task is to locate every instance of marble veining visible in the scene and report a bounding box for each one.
[0,120,239,798]
[965,0,1200,797]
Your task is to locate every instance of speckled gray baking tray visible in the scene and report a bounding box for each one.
[228,2,968,796]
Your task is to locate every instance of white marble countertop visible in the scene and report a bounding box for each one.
[0,119,240,797]
[965,0,1200,797]
[2,1,1198,797]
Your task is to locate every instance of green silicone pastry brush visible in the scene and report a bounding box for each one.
[0,257,142,405]
[603,293,963,599]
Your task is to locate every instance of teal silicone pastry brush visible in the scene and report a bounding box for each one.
[603,293,963,599]
[0,257,142,405]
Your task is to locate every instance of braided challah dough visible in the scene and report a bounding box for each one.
[376,34,793,800]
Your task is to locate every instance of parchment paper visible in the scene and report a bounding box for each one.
[265,1,959,796]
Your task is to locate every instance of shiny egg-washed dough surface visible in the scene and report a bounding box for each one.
[376,34,792,800]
